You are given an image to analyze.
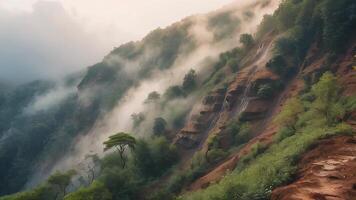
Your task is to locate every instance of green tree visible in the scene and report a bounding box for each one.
[144,91,160,104]
[47,170,76,200]
[182,69,197,92]
[239,33,254,49]
[103,133,136,168]
[164,85,185,99]
[153,117,167,136]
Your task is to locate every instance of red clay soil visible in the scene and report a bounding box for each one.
[188,77,304,191]
[271,135,356,200]
[187,39,356,192]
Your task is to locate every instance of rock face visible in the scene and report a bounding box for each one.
[174,88,227,149]
[271,136,356,200]
[239,98,269,121]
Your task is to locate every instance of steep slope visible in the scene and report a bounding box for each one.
[0,0,280,196]
[271,135,356,200]
[1,0,355,199]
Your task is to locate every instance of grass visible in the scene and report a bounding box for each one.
[180,122,352,200]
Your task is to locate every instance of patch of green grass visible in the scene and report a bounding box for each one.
[180,123,352,200]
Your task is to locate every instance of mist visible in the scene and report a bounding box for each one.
[24,0,282,183]
[0,0,235,84]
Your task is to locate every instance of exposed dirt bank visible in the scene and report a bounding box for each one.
[271,135,356,200]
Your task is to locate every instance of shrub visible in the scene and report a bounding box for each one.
[207,149,228,164]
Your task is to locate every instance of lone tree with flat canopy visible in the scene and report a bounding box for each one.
[103,132,136,168]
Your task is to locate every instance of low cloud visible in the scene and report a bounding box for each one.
[0,1,114,84]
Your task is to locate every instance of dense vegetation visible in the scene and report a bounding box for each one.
[0,0,355,199]
[181,72,355,200]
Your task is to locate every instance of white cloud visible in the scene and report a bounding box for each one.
[0,1,116,84]
[0,0,234,84]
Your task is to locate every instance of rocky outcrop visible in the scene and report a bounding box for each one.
[174,88,227,149]
[239,98,269,121]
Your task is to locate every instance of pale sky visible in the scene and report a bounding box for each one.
[0,0,233,83]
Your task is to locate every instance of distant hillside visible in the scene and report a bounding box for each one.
[0,0,355,199]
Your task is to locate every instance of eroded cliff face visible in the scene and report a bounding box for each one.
[174,33,356,193]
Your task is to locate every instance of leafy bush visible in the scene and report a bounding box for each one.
[207,149,228,164]
[64,181,112,200]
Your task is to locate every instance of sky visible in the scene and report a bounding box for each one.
[0,0,233,84]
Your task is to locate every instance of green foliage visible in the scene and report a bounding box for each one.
[274,127,296,142]
[103,133,136,168]
[266,55,288,76]
[144,91,160,104]
[164,86,185,99]
[321,0,356,52]
[274,0,301,31]
[134,137,178,178]
[153,117,167,136]
[207,149,228,164]
[0,185,55,200]
[274,97,304,129]
[48,170,77,198]
[64,181,112,200]
[182,69,197,92]
[163,152,209,195]
[309,72,343,124]
[274,36,296,56]
[0,170,76,200]
[257,84,274,99]
[131,113,145,128]
[256,15,276,39]
[181,72,355,200]
[239,34,254,49]
[99,167,141,200]
[208,11,241,41]
[226,58,239,72]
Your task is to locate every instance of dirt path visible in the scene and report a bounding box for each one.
[271,135,356,200]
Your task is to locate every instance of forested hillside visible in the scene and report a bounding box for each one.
[0,0,355,199]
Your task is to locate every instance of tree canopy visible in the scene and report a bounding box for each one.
[103,133,136,168]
